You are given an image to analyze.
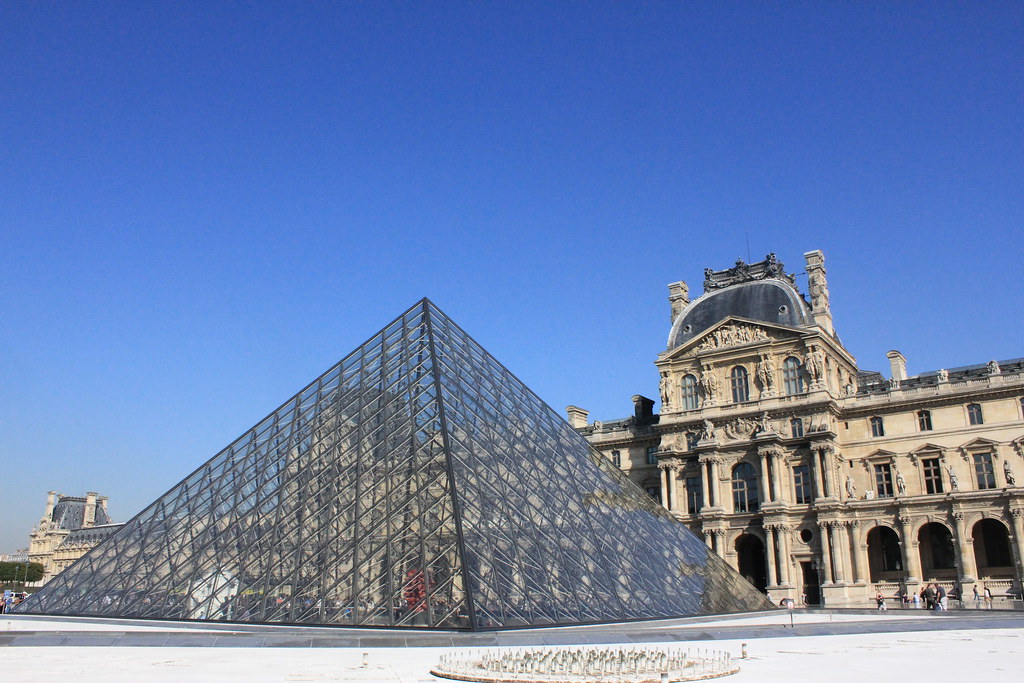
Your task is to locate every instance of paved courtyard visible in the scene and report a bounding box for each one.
[2,610,1022,682]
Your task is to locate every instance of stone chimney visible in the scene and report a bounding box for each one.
[566,405,589,429]
[84,492,98,528]
[804,250,834,335]
[886,350,907,382]
[632,395,656,426]
[667,281,690,323]
[43,491,57,523]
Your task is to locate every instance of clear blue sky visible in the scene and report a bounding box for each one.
[2,2,1022,552]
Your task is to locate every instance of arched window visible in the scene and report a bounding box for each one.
[790,418,804,438]
[730,366,750,403]
[783,357,803,395]
[731,462,759,513]
[680,374,699,411]
[967,403,984,425]
[870,416,885,437]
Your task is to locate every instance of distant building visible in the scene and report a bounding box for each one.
[1,549,29,563]
[28,491,122,584]
[574,251,1024,606]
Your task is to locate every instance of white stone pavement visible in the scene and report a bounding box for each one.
[1,613,1021,682]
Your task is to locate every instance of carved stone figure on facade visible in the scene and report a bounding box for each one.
[700,419,716,442]
[1004,459,1015,486]
[895,469,906,495]
[988,360,1002,375]
[845,475,857,499]
[888,377,900,390]
[808,268,830,313]
[947,465,959,490]
[806,346,826,386]
[699,365,718,404]
[936,368,949,383]
[659,372,669,407]
[757,354,776,395]
[753,411,775,436]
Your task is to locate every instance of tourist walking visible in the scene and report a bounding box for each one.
[983,584,993,608]
[936,584,947,611]
[973,585,980,604]
[876,591,887,611]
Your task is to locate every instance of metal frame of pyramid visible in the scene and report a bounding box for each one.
[17,299,770,630]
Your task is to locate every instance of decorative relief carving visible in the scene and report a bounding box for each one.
[695,323,770,352]
[1004,459,1016,486]
[756,354,776,395]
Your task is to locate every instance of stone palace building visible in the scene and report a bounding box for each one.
[28,491,121,584]
[571,251,1024,606]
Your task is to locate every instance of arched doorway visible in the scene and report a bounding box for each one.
[918,522,956,579]
[866,526,903,582]
[735,533,767,592]
[973,519,1014,577]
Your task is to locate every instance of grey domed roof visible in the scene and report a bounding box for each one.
[667,279,812,350]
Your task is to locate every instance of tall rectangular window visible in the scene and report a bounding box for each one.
[680,374,699,411]
[730,366,750,403]
[918,410,933,431]
[646,446,658,465]
[974,452,996,489]
[874,463,894,498]
[790,418,804,438]
[611,450,621,468]
[686,432,699,451]
[870,416,885,437]
[783,357,803,395]
[967,403,984,425]
[686,476,702,514]
[793,464,812,504]
[922,457,944,494]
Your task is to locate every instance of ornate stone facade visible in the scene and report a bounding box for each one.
[575,251,1024,607]
[28,491,122,584]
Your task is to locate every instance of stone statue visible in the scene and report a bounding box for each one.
[845,475,857,499]
[806,346,825,384]
[1004,459,1015,486]
[947,465,959,490]
[757,354,776,393]
[700,419,715,441]
[895,469,906,495]
[988,360,1001,375]
[699,365,718,404]
[936,368,949,383]
[659,373,669,406]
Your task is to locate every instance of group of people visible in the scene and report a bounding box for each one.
[875,583,996,611]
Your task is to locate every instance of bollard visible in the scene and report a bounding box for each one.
[361,652,369,667]
[741,643,747,659]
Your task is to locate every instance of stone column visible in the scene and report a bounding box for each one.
[759,453,772,504]
[810,447,824,500]
[831,522,847,583]
[820,447,835,498]
[700,461,711,510]
[765,525,779,587]
[667,464,680,512]
[714,530,727,558]
[847,520,864,584]
[659,465,669,509]
[952,511,978,582]
[709,459,721,508]
[777,525,792,585]
[770,453,782,503]
[1010,509,1024,593]
[819,522,835,584]
[899,515,922,583]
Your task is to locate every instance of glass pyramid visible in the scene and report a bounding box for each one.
[18,300,771,629]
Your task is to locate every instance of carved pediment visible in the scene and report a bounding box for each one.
[672,317,801,356]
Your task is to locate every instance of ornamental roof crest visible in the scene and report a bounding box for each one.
[703,253,797,293]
